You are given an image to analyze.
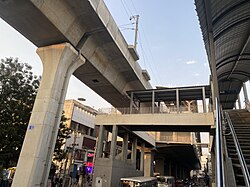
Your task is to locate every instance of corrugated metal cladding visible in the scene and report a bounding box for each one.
[195,0,250,109]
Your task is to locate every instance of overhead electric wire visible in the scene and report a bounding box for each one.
[129,0,138,14]
[119,23,135,27]
[119,0,163,86]
[138,31,160,86]
[120,28,135,31]
[121,0,133,17]
[139,24,162,86]
[138,34,147,69]
[120,0,132,21]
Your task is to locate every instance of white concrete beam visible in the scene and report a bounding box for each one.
[96,113,215,127]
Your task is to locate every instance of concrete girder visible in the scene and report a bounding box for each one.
[0,0,152,108]
[96,113,215,132]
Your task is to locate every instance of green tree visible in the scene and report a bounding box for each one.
[0,57,40,168]
[0,57,71,168]
[53,113,71,162]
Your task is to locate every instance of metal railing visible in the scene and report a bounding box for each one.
[98,106,199,115]
[215,98,226,187]
[157,135,191,144]
[245,101,250,110]
[225,112,250,186]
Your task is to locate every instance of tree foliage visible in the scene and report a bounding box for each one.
[0,57,71,168]
[0,58,40,167]
[53,113,71,162]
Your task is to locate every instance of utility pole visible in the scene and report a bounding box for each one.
[130,15,139,49]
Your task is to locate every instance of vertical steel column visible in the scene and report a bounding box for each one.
[110,125,118,160]
[152,90,155,113]
[215,99,225,187]
[176,89,180,113]
[202,87,207,113]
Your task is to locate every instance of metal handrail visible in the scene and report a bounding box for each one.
[225,112,250,186]
[245,101,250,110]
[215,98,226,187]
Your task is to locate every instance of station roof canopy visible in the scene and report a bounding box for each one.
[195,0,250,109]
[127,85,211,103]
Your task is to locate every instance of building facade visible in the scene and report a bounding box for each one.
[62,99,98,181]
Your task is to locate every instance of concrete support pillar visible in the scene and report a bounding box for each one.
[131,137,137,163]
[152,90,155,113]
[122,133,129,161]
[12,43,85,187]
[238,94,242,109]
[144,151,154,177]
[202,87,207,113]
[96,125,105,158]
[140,143,145,172]
[110,125,118,160]
[176,89,180,113]
[243,82,249,103]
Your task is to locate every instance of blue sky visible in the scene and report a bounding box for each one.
[0,0,211,108]
[104,0,210,87]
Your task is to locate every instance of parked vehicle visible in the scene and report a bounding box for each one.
[120,176,158,187]
[156,176,175,187]
[175,179,184,187]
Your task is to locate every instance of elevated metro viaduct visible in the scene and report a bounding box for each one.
[0,0,153,186]
[0,0,249,186]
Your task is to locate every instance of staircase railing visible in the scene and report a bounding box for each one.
[215,98,226,187]
[245,101,250,111]
[225,112,250,186]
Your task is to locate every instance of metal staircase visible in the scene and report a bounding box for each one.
[225,110,250,186]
